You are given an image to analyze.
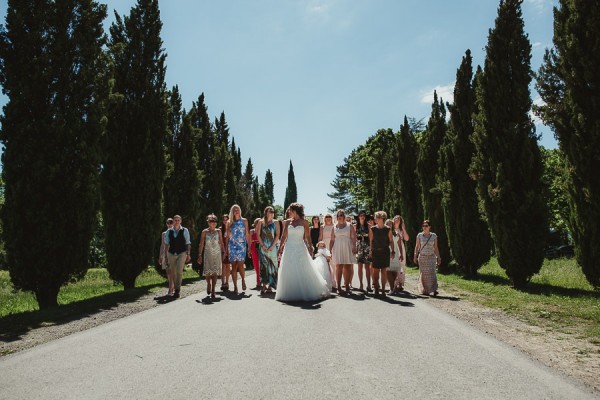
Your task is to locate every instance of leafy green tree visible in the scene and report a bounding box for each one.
[103,0,168,289]
[0,0,109,307]
[394,117,423,264]
[472,0,548,288]
[283,161,298,211]
[416,92,451,272]
[540,148,571,246]
[439,50,492,277]
[535,0,600,288]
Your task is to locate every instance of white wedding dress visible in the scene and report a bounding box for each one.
[275,225,330,302]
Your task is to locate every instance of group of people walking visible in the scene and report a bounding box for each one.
[159,203,441,302]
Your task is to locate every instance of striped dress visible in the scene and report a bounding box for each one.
[417,232,438,294]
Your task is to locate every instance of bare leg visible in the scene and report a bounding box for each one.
[343,265,352,293]
[381,267,388,296]
[239,263,246,290]
[371,267,380,294]
[336,264,343,293]
[357,263,365,290]
[365,263,372,290]
[387,271,397,293]
[231,262,238,293]
[211,276,218,297]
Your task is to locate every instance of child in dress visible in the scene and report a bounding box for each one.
[313,241,333,291]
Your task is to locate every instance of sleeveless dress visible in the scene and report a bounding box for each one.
[259,221,279,288]
[321,224,336,288]
[275,224,329,302]
[203,230,222,276]
[417,232,438,294]
[332,224,355,265]
[371,225,391,268]
[228,219,247,262]
[388,230,406,273]
[310,226,320,255]
[356,224,371,263]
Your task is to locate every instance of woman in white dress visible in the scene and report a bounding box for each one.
[276,203,330,302]
[386,217,409,294]
[330,209,357,295]
[319,213,337,290]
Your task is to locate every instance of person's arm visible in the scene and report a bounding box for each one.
[197,230,207,264]
[278,221,289,255]
[217,228,225,255]
[397,236,404,262]
[401,222,409,241]
[350,224,357,254]
[368,227,373,259]
[413,234,420,265]
[388,229,395,259]
[184,228,191,263]
[434,235,441,266]
[329,227,336,251]
[159,232,166,265]
[304,220,313,257]
[244,219,251,256]
[256,221,266,251]
[270,221,280,252]
[224,222,231,261]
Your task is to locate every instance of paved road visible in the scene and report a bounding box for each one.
[0,272,596,400]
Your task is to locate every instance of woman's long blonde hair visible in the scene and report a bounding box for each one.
[229,204,242,224]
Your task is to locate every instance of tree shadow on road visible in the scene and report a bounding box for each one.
[0,277,201,343]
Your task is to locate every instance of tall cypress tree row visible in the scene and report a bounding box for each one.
[264,169,275,205]
[163,85,182,217]
[536,0,600,288]
[207,112,229,214]
[439,50,491,277]
[283,161,298,211]
[472,0,548,288]
[103,0,168,289]
[416,92,451,272]
[191,92,212,220]
[0,0,109,308]
[395,117,422,264]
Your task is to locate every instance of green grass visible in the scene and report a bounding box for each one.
[0,267,199,318]
[408,258,600,343]
[0,267,200,349]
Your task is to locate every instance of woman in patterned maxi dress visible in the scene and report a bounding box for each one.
[413,220,441,296]
[198,214,225,298]
[256,206,280,294]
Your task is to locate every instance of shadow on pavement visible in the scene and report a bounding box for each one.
[196,297,224,305]
[428,294,460,301]
[222,291,252,301]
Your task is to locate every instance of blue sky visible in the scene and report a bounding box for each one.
[0,0,558,215]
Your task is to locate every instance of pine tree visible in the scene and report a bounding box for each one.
[416,92,451,272]
[536,0,600,288]
[103,0,168,289]
[439,50,492,277]
[0,0,109,308]
[472,0,548,288]
[264,169,275,205]
[225,153,238,209]
[164,85,183,217]
[328,162,356,214]
[394,117,423,264]
[284,161,298,211]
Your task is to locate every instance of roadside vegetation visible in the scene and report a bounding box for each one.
[408,258,600,344]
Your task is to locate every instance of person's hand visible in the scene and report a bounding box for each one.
[185,254,191,264]
[399,254,404,262]
[197,257,203,265]
[413,256,418,265]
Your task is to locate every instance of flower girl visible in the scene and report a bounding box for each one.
[313,241,333,291]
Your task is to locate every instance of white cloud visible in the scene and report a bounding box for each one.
[531,96,546,125]
[532,41,542,48]
[420,83,455,104]
[526,0,553,13]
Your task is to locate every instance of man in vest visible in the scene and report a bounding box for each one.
[164,215,191,298]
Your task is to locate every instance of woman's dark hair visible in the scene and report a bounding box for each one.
[357,212,369,230]
[289,202,305,219]
[311,215,320,228]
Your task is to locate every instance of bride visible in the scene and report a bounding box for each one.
[275,203,330,302]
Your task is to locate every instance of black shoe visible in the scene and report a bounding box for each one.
[173,291,180,298]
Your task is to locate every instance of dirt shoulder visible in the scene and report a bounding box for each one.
[2,271,598,394]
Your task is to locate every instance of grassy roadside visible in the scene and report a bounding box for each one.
[408,258,600,345]
[0,267,200,323]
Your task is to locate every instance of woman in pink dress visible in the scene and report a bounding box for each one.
[250,218,261,289]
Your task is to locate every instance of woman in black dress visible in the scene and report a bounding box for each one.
[355,211,372,293]
[310,215,321,257]
[369,211,394,297]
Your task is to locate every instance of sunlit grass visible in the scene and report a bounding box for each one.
[407,258,600,342]
[0,267,199,318]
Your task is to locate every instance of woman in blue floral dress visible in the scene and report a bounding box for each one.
[227,204,250,294]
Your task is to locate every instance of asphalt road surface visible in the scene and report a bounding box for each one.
[0,273,596,400]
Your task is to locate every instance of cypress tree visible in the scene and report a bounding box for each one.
[264,169,275,205]
[472,0,548,288]
[283,161,298,211]
[103,0,168,289]
[0,0,109,308]
[439,50,492,277]
[225,154,237,209]
[395,116,422,264]
[164,85,182,217]
[208,111,229,214]
[535,0,600,288]
[191,92,212,218]
[416,92,451,272]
